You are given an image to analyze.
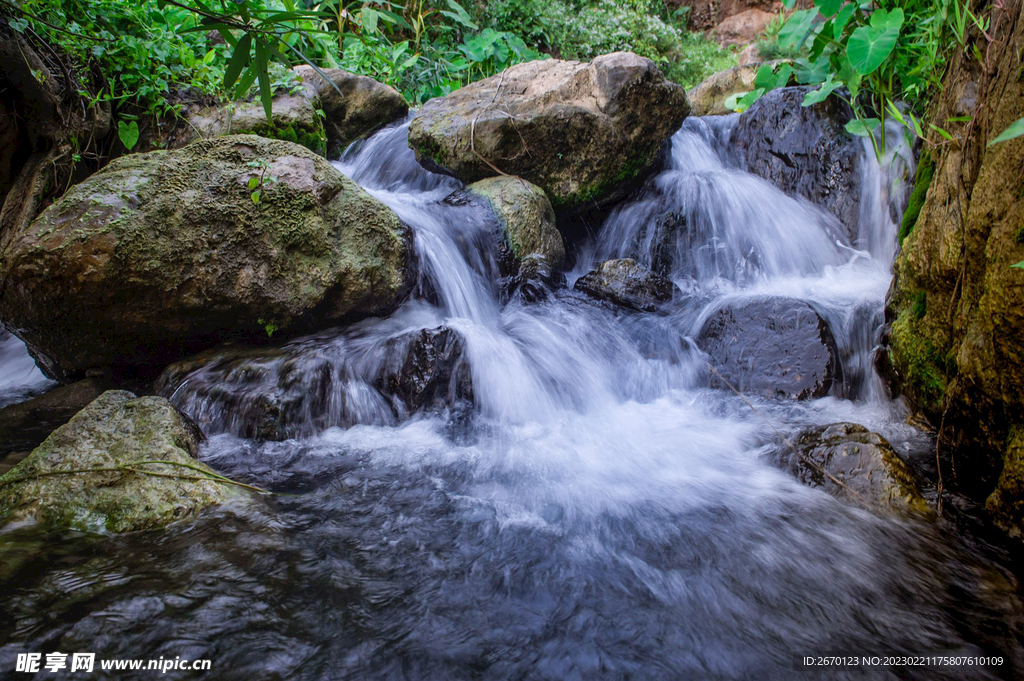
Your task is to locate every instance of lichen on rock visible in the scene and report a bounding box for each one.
[0,390,236,533]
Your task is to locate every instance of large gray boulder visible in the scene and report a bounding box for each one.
[730,86,862,240]
[0,390,236,533]
[408,52,689,211]
[0,135,412,382]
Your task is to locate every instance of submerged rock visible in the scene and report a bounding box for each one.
[408,52,689,211]
[697,297,839,400]
[730,86,861,240]
[156,326,473,441]
[574,259,675,312]
[0,390,234,533]
[782,423,929,515]
[294,65,409,157]
[0,135,412,382]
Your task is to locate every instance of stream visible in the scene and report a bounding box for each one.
[1,115,1022,680]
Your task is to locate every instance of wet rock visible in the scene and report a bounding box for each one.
[375,326,473,416]
[0,135,412,382]
[0,390,234,533]
[0,378,109,456]
[574,259,675,312]
[156,326,473,441]
[294,65,409,158]
[508,254,567,303]
[463,176,565,269]
[408,52,689,211]
[697,297,840,399]
[730,86,861,239]
[782,422,930,515]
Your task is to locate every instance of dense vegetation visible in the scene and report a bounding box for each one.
[2,0,734,139]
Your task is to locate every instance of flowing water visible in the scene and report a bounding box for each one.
[1,116,1022,680]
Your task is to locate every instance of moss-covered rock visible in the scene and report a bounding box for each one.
[0,390,236,533]
[408,52,689,212]
[884,8,1024,521]
[783,423,931,516]
[464,176,565,268]
[687,63,760,116]
[0,135,412,382]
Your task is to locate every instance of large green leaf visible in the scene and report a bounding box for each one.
[778,9,817,49]
[754,63,792,90]
[847,8,904,75]
[815,0,843,18]
[254,38,273,122]
[223,33,252,91]
[989,115,1024,147]
[845,117,881,137]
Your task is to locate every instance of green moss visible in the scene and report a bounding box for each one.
[987,426,1024,535]
[890,305,949,413]
[912,291,927,319]
[238,122,327,156]
[899,150,934,246]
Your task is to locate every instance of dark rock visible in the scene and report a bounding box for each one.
[156,326,473,441]
[509,254,567,303]
[375,327,473,415]
[0,378,109,456]
[574,259,675,312]
[730,86,861,240]
[409,52,688,212]
[697,297,840,399]
[781,422,930,515]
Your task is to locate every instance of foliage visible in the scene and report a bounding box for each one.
[733,0,980,156]
[479,0,735,88]
[990,115,1024,147]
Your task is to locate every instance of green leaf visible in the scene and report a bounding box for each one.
[988,115,1024,147]
[754,63,793,91]
[929,123,954,141]
[223,33,252,91]
[815,0,843,18]
[254,39,273,122]
[1011,261,1024,269]
[251,190,262,204]
[845,117,881,137]
[833,2,856,34]
[726,88,766,113]
[794,56,831,84]
[778,9,817,49]
[847,8,904,75]
[802,74,842,106]
[361,8,379,33]
[117,120,140,150]
[234,65,258,99]
[247,177,259,190]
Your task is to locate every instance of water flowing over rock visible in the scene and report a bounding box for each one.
[407,52,689,211]
[573,259,676,312]
[294,66,409,158]
[0,135,413,382]
[697,297,840,400]
[781,423,929,516]
[730,86,861,240]
[156,325,473,441]
[885,4,1024,533]
[0,390,233,533]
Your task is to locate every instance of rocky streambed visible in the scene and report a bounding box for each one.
[0,53,1023,679]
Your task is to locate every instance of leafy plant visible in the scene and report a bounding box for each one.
[989,115,1024,147]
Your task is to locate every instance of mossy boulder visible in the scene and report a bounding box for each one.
[783,423,930,516]
[0,135,412,382]
[463,176,565,268]
[0,390,235,533]
[408,52,689,212]
[294,65,409,158]
[884,11,1024,525]
[687,63,760,116]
